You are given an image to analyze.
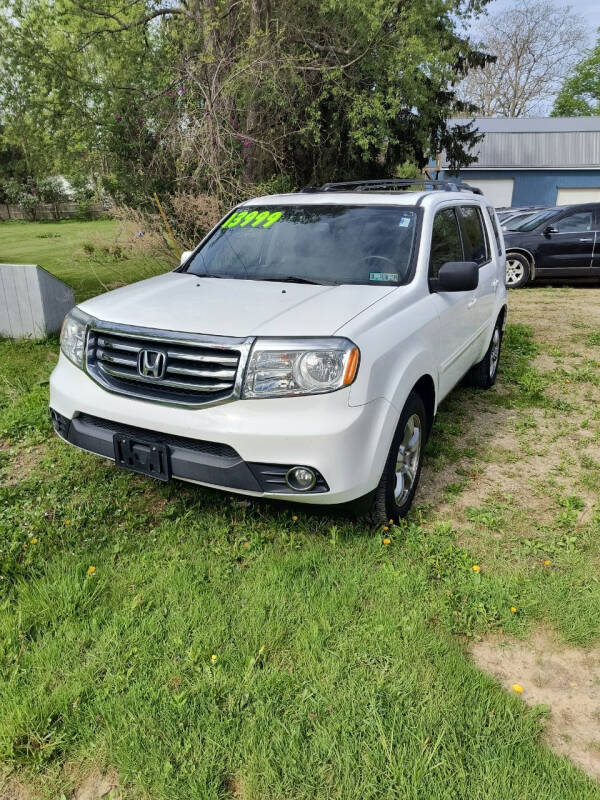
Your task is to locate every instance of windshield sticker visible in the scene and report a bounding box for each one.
[222,210,282,229]
[398,216,412,228]
[370,272,398,283]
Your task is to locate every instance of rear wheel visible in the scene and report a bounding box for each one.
[505,253,530,288]
[466,319,503,389]
[367,391,427,524]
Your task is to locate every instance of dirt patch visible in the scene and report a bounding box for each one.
[472,629,600,780]
[225,775,248,799]
[72,769,119,800]
[0,769,118,800]
[415,288,600,538]
[0,780,32,800]
[0,442,47,487]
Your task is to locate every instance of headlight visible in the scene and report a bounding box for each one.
[60,308,92,368]
[243,338,359,398]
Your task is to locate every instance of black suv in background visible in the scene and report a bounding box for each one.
[504,204,600,287]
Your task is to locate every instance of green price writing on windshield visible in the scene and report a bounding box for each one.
[222,210,282,229]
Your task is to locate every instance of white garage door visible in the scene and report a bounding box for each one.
[556,187,600,205]
[461,178,514,207]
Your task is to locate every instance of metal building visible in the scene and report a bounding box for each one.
[439,117,600,208]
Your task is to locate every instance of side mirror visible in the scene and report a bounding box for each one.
[543,225,557,236]
[179,250,193,266]
[434,261,479,293]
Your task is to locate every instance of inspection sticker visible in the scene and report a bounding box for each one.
[370,272,398,282]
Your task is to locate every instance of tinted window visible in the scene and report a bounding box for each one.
[487,206,503,254]
[513,209,557,232]
[429,208,463,277]
[185,205,418,286]
[504,212,538,230]
[459,206,489,264]
[554,210,593,233]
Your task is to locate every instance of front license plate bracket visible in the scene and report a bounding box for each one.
[113,434,171,482]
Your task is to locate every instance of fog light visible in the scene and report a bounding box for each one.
[285,466,316,492]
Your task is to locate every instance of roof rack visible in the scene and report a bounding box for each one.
[300,179,482,195]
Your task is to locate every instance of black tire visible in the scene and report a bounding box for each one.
[466,319,503,389]
[505,252,530,288]
[367,391,427,525]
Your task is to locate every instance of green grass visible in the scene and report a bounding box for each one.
[0,219,170,302]
[1,223,600,798]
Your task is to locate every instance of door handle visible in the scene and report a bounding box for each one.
[467,298,477,308]
[579,238,594,242]
[491,279,499,288]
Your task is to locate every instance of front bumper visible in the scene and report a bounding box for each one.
[50,409,329,495]
[49,353,397,504]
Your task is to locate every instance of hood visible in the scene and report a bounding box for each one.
[78,271,396,337]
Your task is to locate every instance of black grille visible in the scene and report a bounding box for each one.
[86,329,242,405]
[77,414,240,460]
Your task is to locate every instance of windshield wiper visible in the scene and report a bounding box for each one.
[259,275,333,285]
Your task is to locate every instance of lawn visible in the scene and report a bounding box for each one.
[1,221,600,799]
[0,218,173,302]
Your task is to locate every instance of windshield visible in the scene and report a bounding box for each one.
[184,204,418,286]
[503,212,537,230]
[510,209,557,232]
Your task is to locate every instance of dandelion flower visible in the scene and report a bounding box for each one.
[291,515,298,522]
[472,564,480,573]
[382,537,391,546]
[511,684,523,694]
[388,520,394,525]
[543,559,550,566]
[382,525,389,532]
[510,606,517,614]
[211,654,217,664]
[31,538,38,545]
[65,520,71,525]
[87,565,96,575]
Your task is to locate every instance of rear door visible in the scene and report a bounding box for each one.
[429,206,479,399]
[536,207,595,274]
[458,204,496,344]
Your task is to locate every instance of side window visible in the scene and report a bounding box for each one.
[429,208,463,277]
[459,206,489,265]
[554,210,593,233]
[486,206,503,255]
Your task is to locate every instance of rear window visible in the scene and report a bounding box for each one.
[486,207,503,254]
[184,205,419,286]
[459,206,489,265]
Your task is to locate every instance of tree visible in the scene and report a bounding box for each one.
[0,0,492,211]
[553,35,600,116]
[460,1,586,117]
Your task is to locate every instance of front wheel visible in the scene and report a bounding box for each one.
[367,391,427,524]
[505,253,530,288]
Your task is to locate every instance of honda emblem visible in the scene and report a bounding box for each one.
[138,349,167,379]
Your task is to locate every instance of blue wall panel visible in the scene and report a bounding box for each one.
[439,169,600,207]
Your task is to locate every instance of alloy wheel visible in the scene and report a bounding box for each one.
[506,258,525,286]
[394,413,422,505]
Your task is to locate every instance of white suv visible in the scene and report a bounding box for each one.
[50,180,507,522]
